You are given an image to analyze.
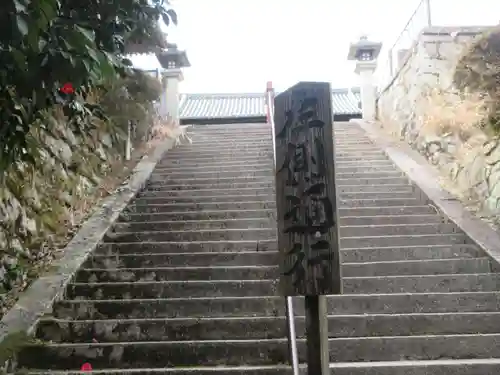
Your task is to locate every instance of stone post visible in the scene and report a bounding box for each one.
[160,68,184,124]
[347,35,382,122]
[355,61,378,121]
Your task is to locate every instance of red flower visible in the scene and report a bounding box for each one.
[60,82,74,94]
[80,362,93,372]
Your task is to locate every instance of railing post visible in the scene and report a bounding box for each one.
[266,82,300,375]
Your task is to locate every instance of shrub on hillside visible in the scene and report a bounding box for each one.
[453,26,500,134]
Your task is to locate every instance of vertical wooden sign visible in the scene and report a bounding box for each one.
[273,81,342,375]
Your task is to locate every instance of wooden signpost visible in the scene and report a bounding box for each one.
[273,81,342,375]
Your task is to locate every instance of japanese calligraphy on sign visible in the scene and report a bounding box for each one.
[273,82,342,297]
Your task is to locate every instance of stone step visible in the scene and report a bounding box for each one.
[341,245,482,262]
[154,164,398,174]
[136,191,417,202]
[91,244,482,264]
[154,164,274,173]
[103,228,275,242]
[86,251,280,268]
[36,311,500,343]
[161,151,273,159]
[341,258,492,277]
[76,258,490,283]
[340,214,444,226]
[97,233,469,255]
[96,240,277,255]
[76,266,279,282]
[119,209,275,222]
[125,198,430,213]
[158,157,273,165]
[65,274,500,299]
[144,181,276,191]
[157,159,394,168]
[143,183,412,195]
[51,292,500,320]
[151,170,274,179]
[146,175,410,187]
[341,233,469,248]
[114,214,445,232]
[20,360,500,375]
[120,205,438,221]
[133,194,275,204]
[107,223,460,240]
[17,334,500,369]
[114,218,274,231]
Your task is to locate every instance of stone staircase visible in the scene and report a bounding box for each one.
[17,122,500,374]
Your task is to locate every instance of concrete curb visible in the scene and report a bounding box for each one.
[354,120,500,266]
[0,138,175,345]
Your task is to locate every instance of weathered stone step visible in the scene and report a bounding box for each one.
[125,198,431,213]
[104,228,275,242]
[66,274,500,299]
[133,194,275,204]
[125,201,276,213]
[340,214,444,226]
[139,188,275,198]
[97,234,469,255]
[342,233,469,248]
[97,240,276,255]
[146,175,410,187]
[91,244,481,265]
[161,151,273,159]
[147,176,273,186]
[154,164,273,173]
[136,191,417,202]
[342,244,482,262]
[119,209,275,222]
[52,292,500,320]
[341,223,459,237]
[86,251,279,268]
[154,164,398,174]
[115,215,445,232]
[108,223,459,240]
[36,311,500,344]
[114,218,273,232]
[342,258,491,277]
[21,361,500,375]
[165,150,273,158]
[145,181,275,191]
[120,205,437,222]
[159,156,272,164]
[66,280,278,299]
[158,158,394,168]
[151,170,274,179]
[336,176,410,185]
[76,266,279,282]
[17,334,500,369]
[76,258,490,283]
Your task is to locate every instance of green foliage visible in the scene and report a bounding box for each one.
[0,0,177,171]
[0,0,175,316]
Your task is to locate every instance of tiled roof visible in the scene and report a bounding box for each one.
[179,88,361,120]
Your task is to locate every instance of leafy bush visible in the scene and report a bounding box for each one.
[0,0,177,170]
[0,0,177,314]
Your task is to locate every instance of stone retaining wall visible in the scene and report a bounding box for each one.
[377,26,500,216]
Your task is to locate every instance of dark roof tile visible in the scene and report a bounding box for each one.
[179,88,361,119]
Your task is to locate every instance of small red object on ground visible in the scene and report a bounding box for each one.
[80,362,93,372]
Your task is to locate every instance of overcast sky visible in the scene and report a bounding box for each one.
[131,0,500,93]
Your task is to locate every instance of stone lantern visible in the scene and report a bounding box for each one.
[347,35,382,121]
[156,43,191,124]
